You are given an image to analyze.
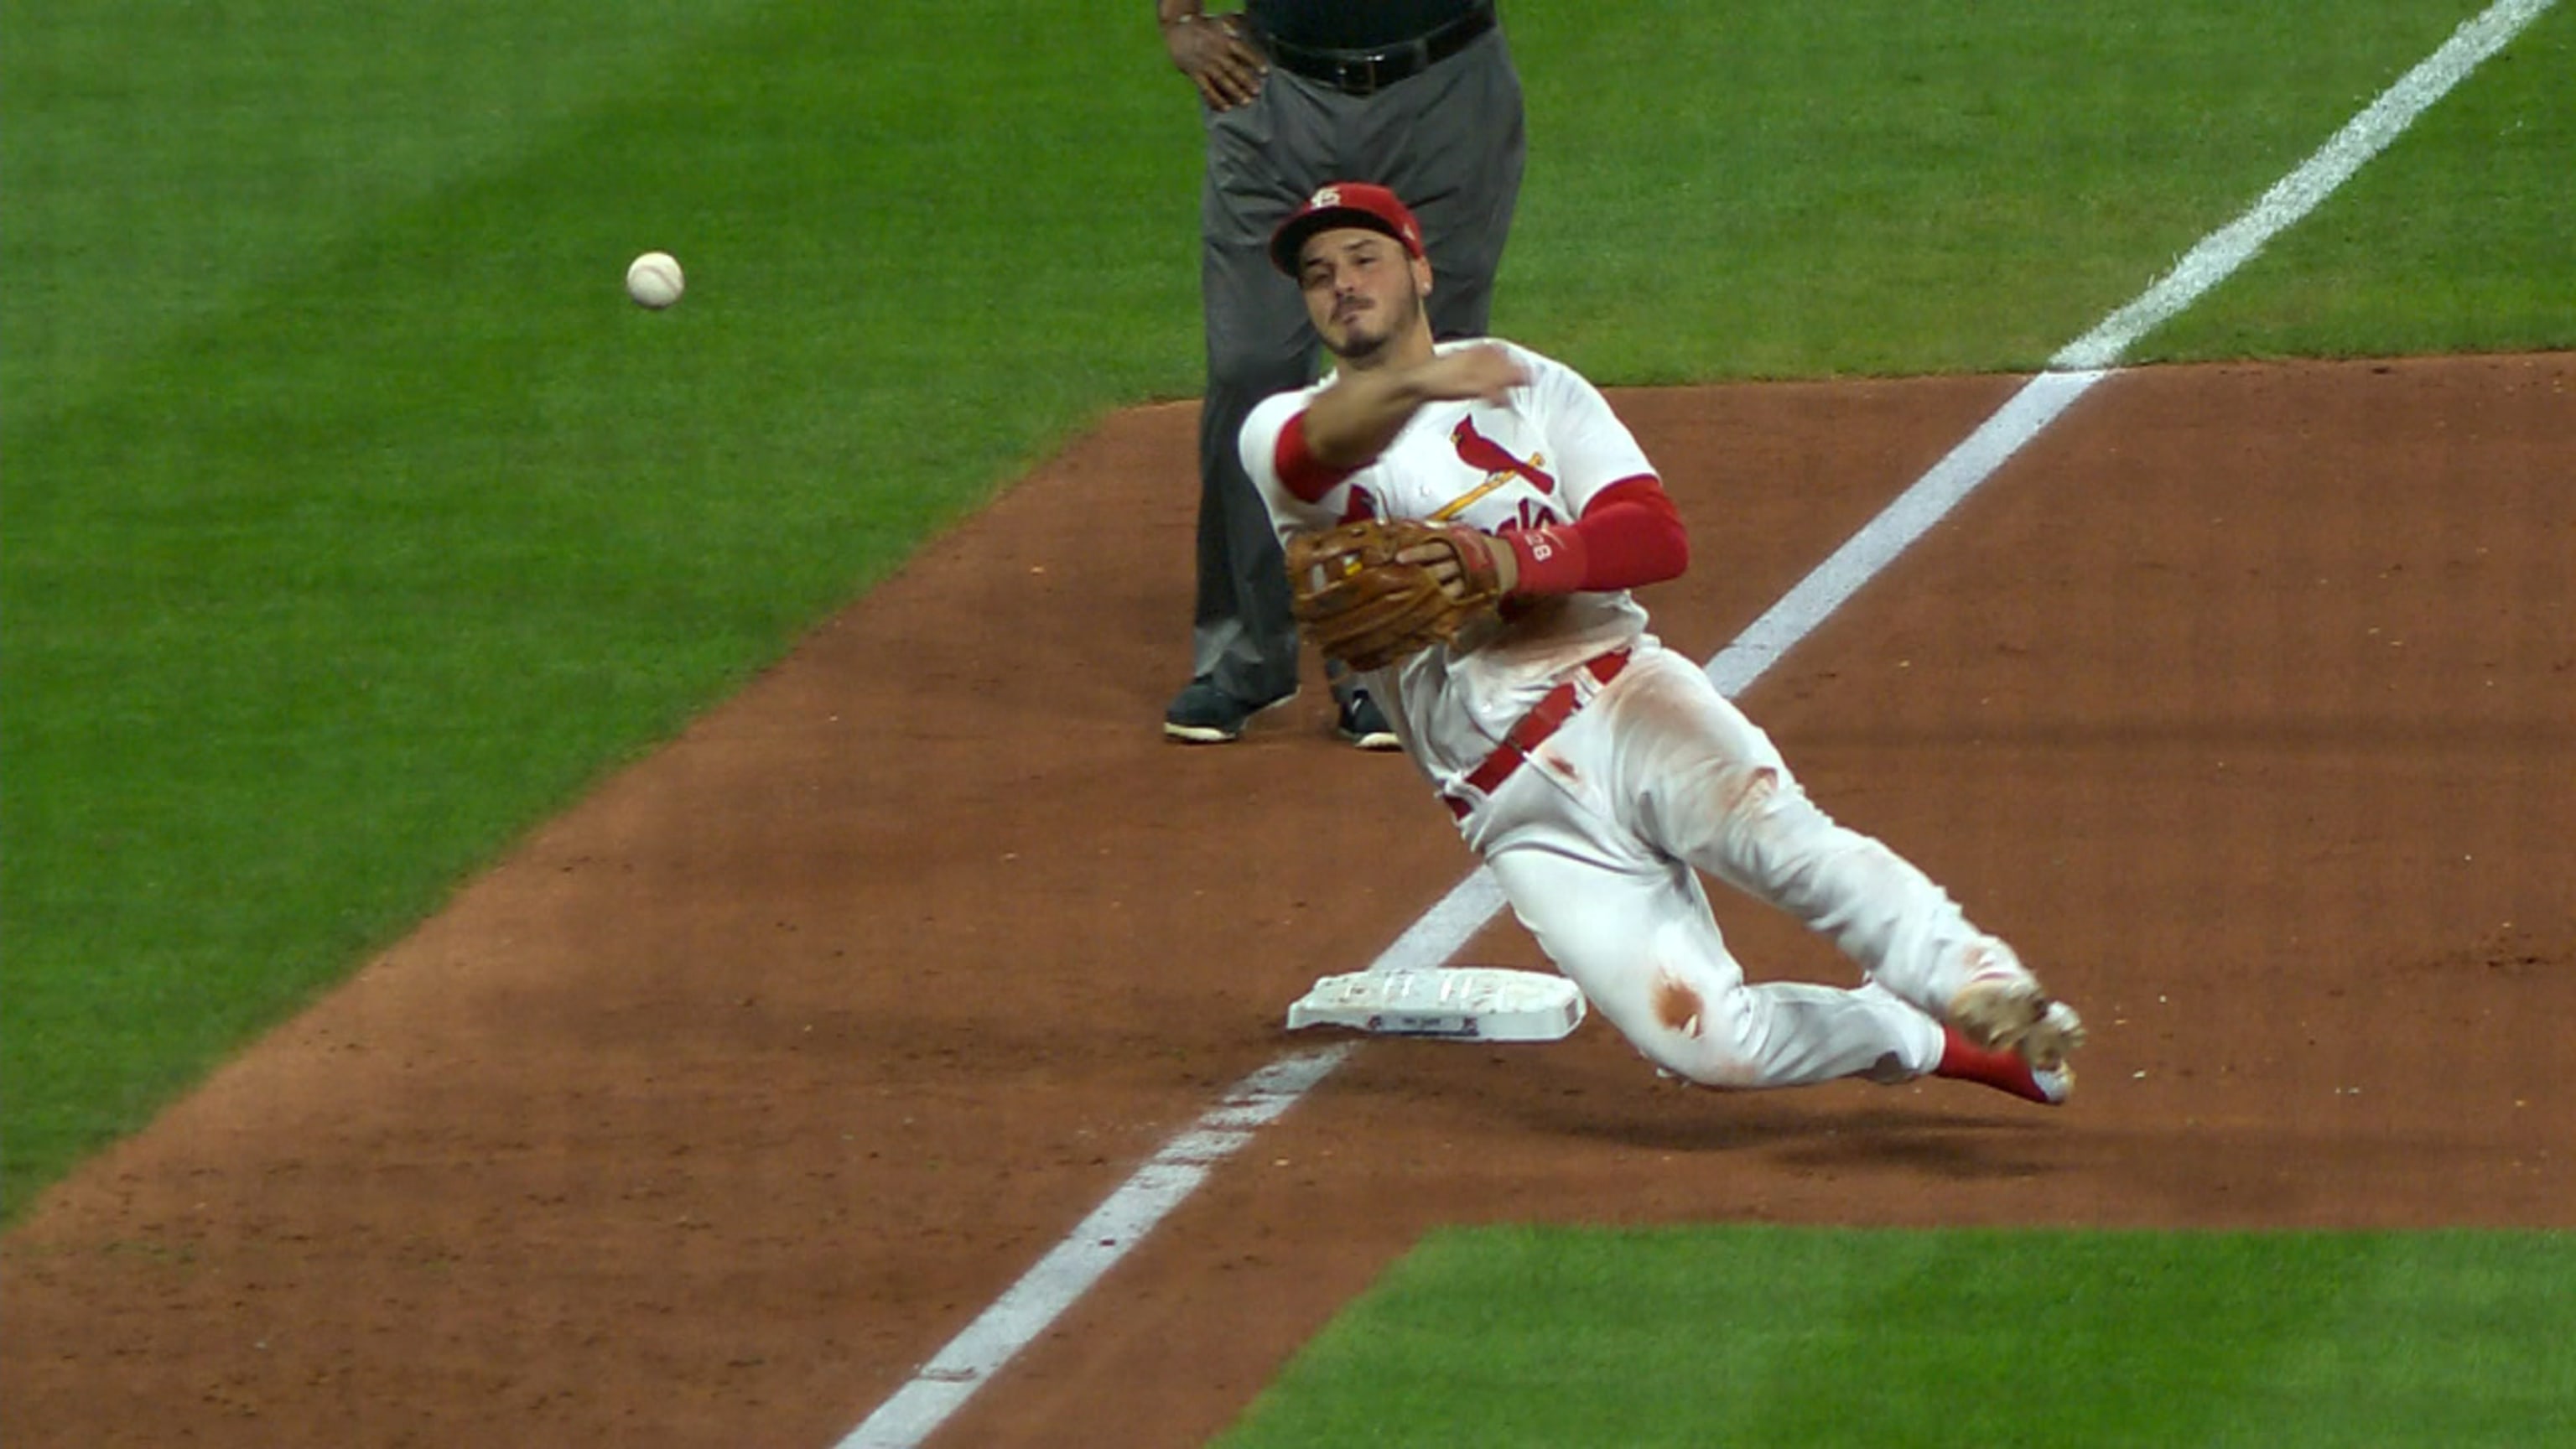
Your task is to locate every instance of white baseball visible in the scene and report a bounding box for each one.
[626,251,684,309]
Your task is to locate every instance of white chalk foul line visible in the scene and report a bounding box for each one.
[838,1047,1351,1449]
[832,4,2552,1441]
[1705,367,2109,697]
[2056,0,2556,371]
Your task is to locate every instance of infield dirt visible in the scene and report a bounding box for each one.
[6,355,2571,1447]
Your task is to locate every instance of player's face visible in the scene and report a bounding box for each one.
[1296,228,1431,366]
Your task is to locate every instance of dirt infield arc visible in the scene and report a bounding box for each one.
[5,355,2571,1448]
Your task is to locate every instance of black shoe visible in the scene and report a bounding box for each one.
[1163,678,1295,744]
[1336,689,1402,751]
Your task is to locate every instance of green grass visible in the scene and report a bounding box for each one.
[3,1,2568,1215]
[2147,1,2576,360]
[1213,1226,2576,1448]
[0,0,1210,1216]
[1499,0,2573,378]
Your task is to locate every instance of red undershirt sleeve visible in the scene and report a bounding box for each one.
[1272,410,1356,504]
[1499,476,1688,595]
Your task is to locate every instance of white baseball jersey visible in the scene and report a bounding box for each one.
[1240,337,2061,1098]
[1244,339,1665,791]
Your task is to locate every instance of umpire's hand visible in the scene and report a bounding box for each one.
[1163,11,1267,110]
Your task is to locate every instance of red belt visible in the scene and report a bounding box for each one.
[1443,648,1633,820]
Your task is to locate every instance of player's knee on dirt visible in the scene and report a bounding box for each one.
[1620,968,1768,1089]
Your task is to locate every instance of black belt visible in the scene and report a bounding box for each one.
[1260,3,1497,96]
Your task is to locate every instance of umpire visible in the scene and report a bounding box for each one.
[1156,1,1524,747]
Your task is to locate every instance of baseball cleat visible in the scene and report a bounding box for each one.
[2030,1058,2075,1105]
[1948,969,2086,1072]
[1336,688,1402,750]
[1163,679,1296,744]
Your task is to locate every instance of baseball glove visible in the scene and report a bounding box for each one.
[1284,518,1507,672]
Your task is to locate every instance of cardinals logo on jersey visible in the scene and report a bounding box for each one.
[1334,413,1569,530]
[1451,415,1556,495]
[1431,415,1566,534]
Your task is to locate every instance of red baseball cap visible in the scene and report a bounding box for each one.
[1267,182,1426,276]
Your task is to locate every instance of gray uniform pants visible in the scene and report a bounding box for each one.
[1190,29,1525,704]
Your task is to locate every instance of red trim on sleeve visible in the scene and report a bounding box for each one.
[1274,410,1357,504]
[1502,475,1688,596]
[1503,520,1589,595]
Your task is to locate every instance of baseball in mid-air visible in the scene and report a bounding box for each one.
[626,251,684,309]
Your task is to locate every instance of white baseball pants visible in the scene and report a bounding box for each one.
[1467,644,2023,1088]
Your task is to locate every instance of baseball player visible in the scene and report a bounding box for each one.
[1246,183,2086,1103]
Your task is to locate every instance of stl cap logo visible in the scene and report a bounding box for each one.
[1310,186,1342,208]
